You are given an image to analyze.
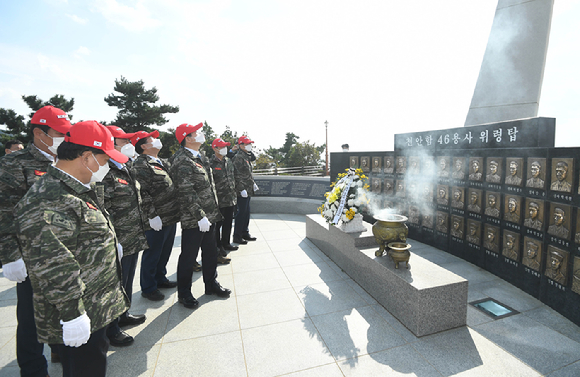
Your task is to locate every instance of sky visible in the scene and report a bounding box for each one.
[0,0,578,155]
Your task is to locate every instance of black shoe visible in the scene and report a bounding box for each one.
[178,295,200,309]
[157,280,178,289]
[193,261,202,272]
[118,313,146,327]
[223,244,239,251]
[242,234,257,241]
[205,282,231,298]
[217,255,231,265]
[233,236,247,245]
[218,245,228,257]
[141,289,165,301]
[108,330,134,347]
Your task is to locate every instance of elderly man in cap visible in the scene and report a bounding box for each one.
[101,126,149,347]
[210,137,239,256]
[232,136,259,244]
[0,105,71,376]
[15,121,130,377]
[131,130,179,302]
[169,123,231,309]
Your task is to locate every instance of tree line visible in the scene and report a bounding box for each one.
[0,77,325,166]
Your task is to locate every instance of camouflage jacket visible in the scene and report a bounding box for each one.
[15,165,129,344]
[132,154,180,230]
[0,143,53,264]
[168,148,223,229]
[100,161,149,256]
[209,154,237,208]
[232,150,256,196]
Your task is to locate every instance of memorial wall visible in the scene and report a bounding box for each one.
[331,117,580,326]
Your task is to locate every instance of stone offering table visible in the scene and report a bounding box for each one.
[306,214,468,337]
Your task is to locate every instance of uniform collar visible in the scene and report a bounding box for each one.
[184,146,201,158]
[146,155,163,165]
[30,143,55,162]
[49,165,93,192]
[109,159,125,170]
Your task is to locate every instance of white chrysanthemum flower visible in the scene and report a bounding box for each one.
[347,199,354,206]
[342,214,348,222]
[357,181,363,187]
[352,207,357,213]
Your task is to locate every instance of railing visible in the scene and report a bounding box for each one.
[253,166,326,176]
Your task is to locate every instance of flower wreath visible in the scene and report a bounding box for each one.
[318,168,370,225]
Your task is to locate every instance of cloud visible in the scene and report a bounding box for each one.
[73,46,90,59]
[66,14,88,24]
[93,0,161,32]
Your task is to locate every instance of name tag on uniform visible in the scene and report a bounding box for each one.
[214,167,221,170]
[117,178,128,185]
[86,202,98,210]
[34,170,46,176]
[154,166,163,171]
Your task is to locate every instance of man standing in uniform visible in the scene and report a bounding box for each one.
[210,138,239,256]
[15,120,130,377]
[102,126,149,347]
[131,130,179,301]
[0,106,71,377]
[232,136,259,244]
[4,139,24,155]
[169,123,231,309]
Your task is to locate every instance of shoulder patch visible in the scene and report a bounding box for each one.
[117,178,128,185]
[34,170,47,176]
[43,211,74,230]
[86,202,98,210]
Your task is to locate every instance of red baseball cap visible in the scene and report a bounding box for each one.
[30,106,72,134]
[238,136,254,144]
[211,138,231,148]
[175,123,203,143]
[106,125,135,139]
[130,130,160,146]
[65,121,128,163]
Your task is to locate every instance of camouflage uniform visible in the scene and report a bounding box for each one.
[101,161,149,255]
[15,165,129,344]
[169,147,222,294]
[232,150,256,197]
[209,154,237,208]
[132,155,180,230]
[169,148,222,228]
[210,154,237,249]
[0,143,53,264]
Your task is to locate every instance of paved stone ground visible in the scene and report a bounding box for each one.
[1,213,580,376]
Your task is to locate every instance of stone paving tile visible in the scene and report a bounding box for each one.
[282,261,343,287]
[522,305,580,344]
[231,252,281,274]
[233,267,293,296]
[283,363,344,376]
[546,360,580,377]
[107,344,160,377]
[272,247,323,267]
[310,306,407,361]
[237,288,306,330]
[242,318,335,377]
[471,314,580,375]
[295,279,369,317]
[338,344,441,377]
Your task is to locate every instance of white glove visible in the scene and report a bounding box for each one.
[3,258,28,283]
[240,189,248,198]
[198,216,211,232]
[149,216,163,231]
[60,313,91,348]
[253,183,259,191]
[117,243,123,261]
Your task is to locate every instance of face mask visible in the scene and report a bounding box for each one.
[41,132,64,154]
[86,154,110,183]
[194,134,206,143]
[120,143,136,159]
[245,144,253,152]
[219,147,228,156]
[151,138,163,150]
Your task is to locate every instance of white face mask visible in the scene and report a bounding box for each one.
[86,154,110,183]
[151,138,163,150]
[245,144,253,152]
[219,147,228,156]
[120,143,136,159]
[41,132,64,154]
[194,133,206,143]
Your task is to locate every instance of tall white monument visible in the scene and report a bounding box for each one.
[465,0,554,126]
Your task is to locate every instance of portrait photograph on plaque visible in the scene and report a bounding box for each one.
[466,220,481,245]
[483,224,500,253]
[350,156,359,169]
[469,157,484,181]
[467,188,482,214]
[524,198,545,231]
[523,237,542,271]
[360,156,370,173]
[504,195,522,224]
[550,158,574,193]
[384,179,394,195]
[408,156,421,175]
[372,156,382,173]
[451,186,465,210]
[502,230,520,261]
[484,191,501,218]
[486,157,503,184]
[545,246,569,285]
[396,156,407,174]
[505,158,524,186]
[452,157,466,180]
[548,203,571,240]
[526,158,547,189]
[437,185,449,206]
[437,156,451,178]
[384,156,394,174]
[451,215,464,239]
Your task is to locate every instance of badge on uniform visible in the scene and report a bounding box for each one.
[214,167,222,170]
[117,178,128,185]
[154,166,163,170]
[195,163,203,168]
[34,170,47,176]
[86,202,98,210]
